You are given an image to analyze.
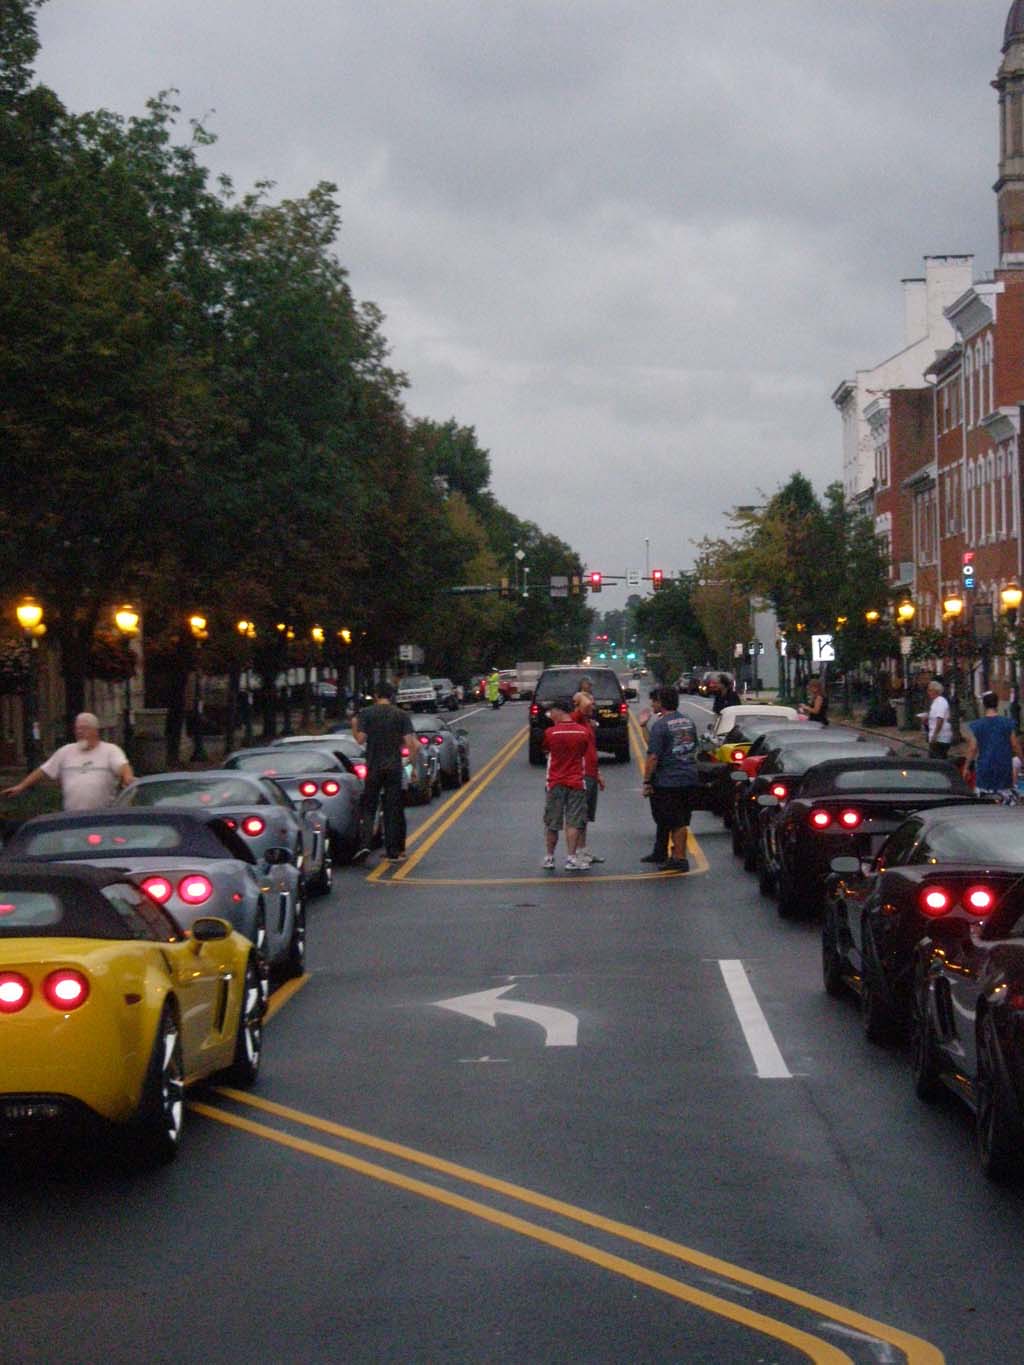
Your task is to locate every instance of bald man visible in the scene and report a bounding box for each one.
[2,713,134,811]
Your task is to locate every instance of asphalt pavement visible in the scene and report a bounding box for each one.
[2,696,1020,1363]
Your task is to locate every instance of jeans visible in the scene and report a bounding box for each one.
[360,763,406,857]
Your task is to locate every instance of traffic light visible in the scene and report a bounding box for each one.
[651,568,664,590]
[570,574,581,595]
[588,571,602,593]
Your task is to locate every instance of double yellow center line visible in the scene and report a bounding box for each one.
[193,1088,943,1365]
[367,726,527,883]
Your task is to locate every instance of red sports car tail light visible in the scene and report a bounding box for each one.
[432,736,444,745]
[809,809,832,829]
[0,972,31,1014]
[770,783,788,800]
[732,750,745,763]
[298,782,318,798]
[321,780,341,796]
[964,886,996,913]
[242,816,266,837]
[140,876,173,904]
[418,735,429,745]
[838,809,862,829]
[920,886,952,916]
[42,969,89,1011]
[353,763,367,781]
[401,746,410,758]
[178,875,213,906]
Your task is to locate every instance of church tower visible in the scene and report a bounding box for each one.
[995,2,1024,266]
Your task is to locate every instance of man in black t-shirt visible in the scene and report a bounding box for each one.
[711,673,740,715]
[351,681,416,862]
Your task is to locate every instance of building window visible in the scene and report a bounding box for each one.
[965,350,973,428]
[985,334,995,415]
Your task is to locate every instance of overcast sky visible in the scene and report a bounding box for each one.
[33,1,1014,604]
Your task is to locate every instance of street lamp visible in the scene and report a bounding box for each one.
[896,598,915,730]
[311,625,325,724]
[943,592,965,742]
[15,597,44,768]
[189,613,208,761]
[236,620,256,745]
[1001,581,1023,729]
[113,604,140,756]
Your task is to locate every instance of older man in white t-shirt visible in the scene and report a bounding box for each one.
[925,680,954,759]
[2,713,134,812]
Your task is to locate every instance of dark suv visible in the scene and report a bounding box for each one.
[528,666,635,765]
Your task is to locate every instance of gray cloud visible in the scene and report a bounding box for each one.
[34,0,1012,600]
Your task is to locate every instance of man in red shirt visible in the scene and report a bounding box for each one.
[540,699,591,871]
[571,690,606,866]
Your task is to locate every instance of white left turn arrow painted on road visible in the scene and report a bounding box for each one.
[436,985,579,1047]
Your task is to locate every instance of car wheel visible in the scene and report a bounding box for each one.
[251,902,270,1011]
[859,933,898,1045]
[282,896,306,981]
[133,1003,185,1166]
[730,819,744,858]
[910,981,942,1101]
[528,740,545,766]
[223,956,264,1086]
[821,906,846,997]
[756,843,775,897]
[459,757,470,785]
[742,827,758,873]
[976,1012,1022,1181]
[309,843,334,896]
[776,863,805,919]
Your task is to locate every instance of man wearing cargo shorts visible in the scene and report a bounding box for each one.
[540,699,590,872]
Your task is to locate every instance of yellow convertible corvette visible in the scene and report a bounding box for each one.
[0,862,264,1164]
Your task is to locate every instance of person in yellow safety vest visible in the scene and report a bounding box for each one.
[485,668,503,708]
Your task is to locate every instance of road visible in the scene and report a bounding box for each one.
[2,696,1021,1363]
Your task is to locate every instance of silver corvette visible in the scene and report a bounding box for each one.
[2,810,306,981]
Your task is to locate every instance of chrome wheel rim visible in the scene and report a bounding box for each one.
[161,1024,184,1146]
[242,964,263,1069]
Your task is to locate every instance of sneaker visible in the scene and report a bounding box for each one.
[565,856,588,872]
[640,852,665,864]
[661,857,690,873]
[576,850,593,866]
[584,851,605,863]
[542,855,555,870]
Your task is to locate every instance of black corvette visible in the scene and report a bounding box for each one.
[765,756,973,921]
[731,731,887,871]
[822,798,1001,1044]
[909,820,1024,1178]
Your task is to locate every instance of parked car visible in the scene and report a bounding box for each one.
[114,772,319,930]
[396,674,438,712]
[823,798,1002,1044]
[223,745,360,871]
[3,808,305,980]
[761,754,971,920]
[0,861,263,1164]
[407,713,470,788]
[277,732,438,806]
[528,666,636,764]
[909,833,1024,1178]
[431,678,461,711]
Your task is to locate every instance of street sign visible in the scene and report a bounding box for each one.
[399,644,424,664]
[549,575,568,598]
[812,633,835,663]
[899,635,913,656]
[627,569,640,587]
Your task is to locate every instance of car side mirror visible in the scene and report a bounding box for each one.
[264,846,295,866]
[190,917,232,952]
[756,794,779,808]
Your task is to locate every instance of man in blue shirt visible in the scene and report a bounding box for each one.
[642,685,698,872]
[965,690,1022,801]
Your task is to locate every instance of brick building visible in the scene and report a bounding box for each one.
[833,2,1024,695]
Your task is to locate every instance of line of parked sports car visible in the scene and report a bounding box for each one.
[0,716,473,1165]
[699,702,1024,1181]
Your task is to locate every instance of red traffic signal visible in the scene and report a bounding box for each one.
[651,569,664,590]
[589,571,602,593]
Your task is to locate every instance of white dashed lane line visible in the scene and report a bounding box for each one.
[718,960,792,1080]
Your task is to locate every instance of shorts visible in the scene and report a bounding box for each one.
[584,775,599,823]
[544,785,588,832]
[650,787,693,829]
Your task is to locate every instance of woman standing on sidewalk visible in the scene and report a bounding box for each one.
[798,676,829,725]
